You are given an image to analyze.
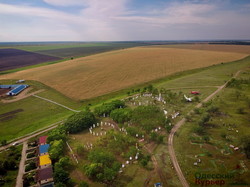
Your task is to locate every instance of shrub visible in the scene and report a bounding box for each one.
[193,126,206,135]
[79,181,89,187]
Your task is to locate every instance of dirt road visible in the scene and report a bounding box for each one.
[15,141,27,187]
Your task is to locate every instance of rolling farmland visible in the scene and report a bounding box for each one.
[0,46,248,100]
[149,44,250,54]
[0,48,61,71]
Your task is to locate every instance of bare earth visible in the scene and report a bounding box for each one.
[0,47,248,100]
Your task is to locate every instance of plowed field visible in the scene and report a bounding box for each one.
[0,48,61,71]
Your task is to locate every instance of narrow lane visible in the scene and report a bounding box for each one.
[16,141,28,187]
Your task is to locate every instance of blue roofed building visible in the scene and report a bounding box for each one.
[2,84,29,96]
[39,144,50,156]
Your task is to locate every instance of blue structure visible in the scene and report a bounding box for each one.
[0,85,19,89]
[154,183,162,187]
[39,144,50,155]
[4,84,29,96]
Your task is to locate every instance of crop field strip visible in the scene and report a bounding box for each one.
[0,48,61,71]
[1,46,248,100]
[146,44,250,54]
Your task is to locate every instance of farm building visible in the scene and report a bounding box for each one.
[6,84,29,96]
[0,84,29,96]
[36,166,54,185]
[39,136,48,145]
[39,155,52,168]
[16,80,25,83]
[39,144,50,156]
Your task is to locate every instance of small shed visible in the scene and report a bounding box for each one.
[37,166,53,185]
[39,144,50,155]
[39,155,52,168]
[39,136,48,145]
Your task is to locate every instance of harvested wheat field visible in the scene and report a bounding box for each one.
[148,44,250,54]
[0,47,248,100]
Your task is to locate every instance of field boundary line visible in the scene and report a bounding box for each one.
[33,94,80,112]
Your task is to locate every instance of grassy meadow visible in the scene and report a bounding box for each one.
[0,80,81,142]
[173,69,250,186]
[0,47,248,100]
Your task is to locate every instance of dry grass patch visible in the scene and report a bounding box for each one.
[148,44,250,54]
[0,47,247,100]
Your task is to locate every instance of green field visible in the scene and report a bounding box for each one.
[16,42,110,51]
[0,80,81,142]
[174,69,250,186]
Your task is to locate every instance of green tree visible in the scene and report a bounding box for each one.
[110,108,131,123]
[49,139,64,162]
[94,100,125,117]
[53,165,69,184]
[84,148,120,183]
[57,157,71,170]
[47,128,66,144]
[63,110,96,133]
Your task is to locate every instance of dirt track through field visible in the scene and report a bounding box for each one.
[32,94,80,112]
[0,47,247,100]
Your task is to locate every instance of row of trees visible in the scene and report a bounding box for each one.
[94,100,125,117]
[0,146,21,186]
[46,109,97,186]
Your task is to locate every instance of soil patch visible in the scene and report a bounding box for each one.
[0,109,23,122]
[0,88,11,97]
